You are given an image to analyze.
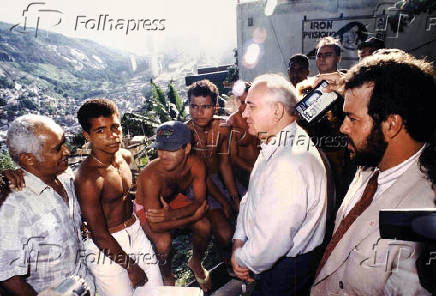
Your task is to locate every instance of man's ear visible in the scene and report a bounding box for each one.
[382,114,403,140]
[214,104,218,114]
[273,102,285,122]
[338,56,342,64]
[19,153,36,167]
[83,131,90,142]
[184,143,191,155]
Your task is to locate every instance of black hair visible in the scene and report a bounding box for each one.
[77,98,120,133]
[187,80,219,105]
[289,54,309,69]
[344,50,436,143]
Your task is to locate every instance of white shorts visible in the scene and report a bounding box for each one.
[83,218,163,296]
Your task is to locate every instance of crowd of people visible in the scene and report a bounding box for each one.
[0,36,435,296]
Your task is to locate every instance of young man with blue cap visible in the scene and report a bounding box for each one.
[135,121,212,292]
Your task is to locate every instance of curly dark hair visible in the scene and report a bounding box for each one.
[77,98,120,132]
[187,79,219,105]
[344,49,436,143]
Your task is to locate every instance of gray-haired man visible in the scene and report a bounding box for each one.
[0,114,94,295]
[231,74,327,295]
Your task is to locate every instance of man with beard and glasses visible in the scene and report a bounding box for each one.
[311,49,436,295]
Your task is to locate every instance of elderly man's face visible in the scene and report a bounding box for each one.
[242,83,275,140]
[35,125,70,176]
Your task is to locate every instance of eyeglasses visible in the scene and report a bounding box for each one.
[189,104,214,111]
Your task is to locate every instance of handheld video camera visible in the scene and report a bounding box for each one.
[296,80,339,125]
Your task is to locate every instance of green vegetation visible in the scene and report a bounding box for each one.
[121,80,188,163]
[122,80,188,137]
[0,151,16,171]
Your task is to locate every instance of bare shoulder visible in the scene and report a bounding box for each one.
[213,117,231,136]
[76,158,100,183]
[227,112,245,129]
[226,112,237,126]
[120,148,133,165]
[74,159,104,196]
[138,159,161,185]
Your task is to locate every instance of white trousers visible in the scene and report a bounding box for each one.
[84,219,163,296]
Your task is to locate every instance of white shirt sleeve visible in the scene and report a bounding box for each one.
[233,192,248,242]
[235,166,309,274]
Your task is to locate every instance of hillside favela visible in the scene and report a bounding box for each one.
[1,0,436,296]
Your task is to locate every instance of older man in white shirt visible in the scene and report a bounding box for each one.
[0,114,94,295]
[231,74,327,296]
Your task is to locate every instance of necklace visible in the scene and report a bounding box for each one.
[192,123,215,160]
[91,154,121,174]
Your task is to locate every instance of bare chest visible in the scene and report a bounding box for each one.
[160,173,193,202]
[100,162,132,202]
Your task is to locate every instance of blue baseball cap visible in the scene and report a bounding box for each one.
[152,121,192,151]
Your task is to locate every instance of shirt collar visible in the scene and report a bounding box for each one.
[260,122,297,160]
[376,144,426,185]
[22,170,52,196]
[360,144,427,184]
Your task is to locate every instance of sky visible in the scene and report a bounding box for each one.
[0,0,238,57]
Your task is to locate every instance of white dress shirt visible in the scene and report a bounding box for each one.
[234,122,327,274]
[341,144,426,219]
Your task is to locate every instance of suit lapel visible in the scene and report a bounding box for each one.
[315,160,426,284]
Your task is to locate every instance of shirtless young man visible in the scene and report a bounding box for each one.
[135,121,211,291]
[75,99,163,296]
[186,80,240,254]
[227,82,259,188]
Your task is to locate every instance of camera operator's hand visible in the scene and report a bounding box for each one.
[127,262,148,288]
[313,72,345,96]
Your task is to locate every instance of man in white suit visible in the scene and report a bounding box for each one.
[311,50,436,295]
